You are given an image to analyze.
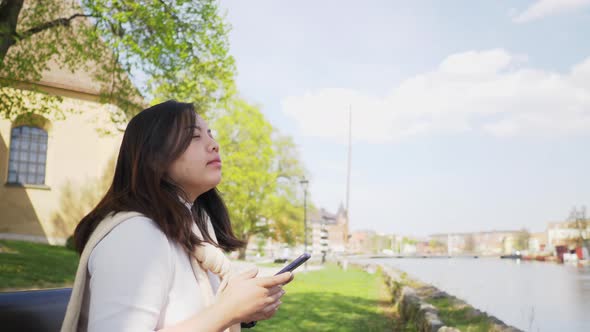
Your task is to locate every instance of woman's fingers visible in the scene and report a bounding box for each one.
[262,300,282,312]
[235,267,259,281]
[283,272,295,285]
[250,300,281,321]
[256,272,292,288]
[233,273,290,323]
[265,288,285,304]
[247,291,284,322]
[266,285,283,296]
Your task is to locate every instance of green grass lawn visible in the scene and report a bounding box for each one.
[0,240,79,291]
[0,241,395,331]
[429,297,491,332]
[257,264,395,332]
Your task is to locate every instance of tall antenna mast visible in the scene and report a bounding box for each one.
[346,105,352,217]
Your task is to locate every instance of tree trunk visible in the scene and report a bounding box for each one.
[0,0,24,63]
[237,233,251,260]
[238,247,247,260]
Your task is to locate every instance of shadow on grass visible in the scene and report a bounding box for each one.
[257,291,394,332]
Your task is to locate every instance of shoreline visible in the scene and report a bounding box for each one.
[345,260,523,332]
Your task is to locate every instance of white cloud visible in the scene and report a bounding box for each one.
[281,49,590,143]
[513,0,590,23]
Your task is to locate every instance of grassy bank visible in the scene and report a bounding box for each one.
[1,241,395,332]
[429,297,491,332]
[257,264,395,332]
[390,270,493,332]
[0,240,79,291]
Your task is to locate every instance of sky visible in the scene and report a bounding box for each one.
[217,0,590,237]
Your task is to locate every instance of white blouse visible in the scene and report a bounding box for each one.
[81,216,220,331]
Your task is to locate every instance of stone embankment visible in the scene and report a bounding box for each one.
[348,261,523,332]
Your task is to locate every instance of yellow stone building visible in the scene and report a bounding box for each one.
[0,64,129,245]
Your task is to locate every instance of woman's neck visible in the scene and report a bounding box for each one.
[178,194,194,211]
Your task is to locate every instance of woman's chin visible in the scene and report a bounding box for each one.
[207,175,222,188]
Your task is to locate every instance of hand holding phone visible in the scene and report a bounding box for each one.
[241,253,311,329]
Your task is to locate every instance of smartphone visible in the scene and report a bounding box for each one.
[275,253,311,275]
[241,253,312,329]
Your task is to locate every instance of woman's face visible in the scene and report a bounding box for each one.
[167,115,222,201]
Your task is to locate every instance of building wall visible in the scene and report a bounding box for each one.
[307,207,349,254]
[309,222,323,255]
[348,230,373,254]
[0,91,123,244]
[548,227,589,247]
[326,223,347,252]
[430,231,526,255]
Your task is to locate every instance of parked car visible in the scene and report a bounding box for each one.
[273,247,292,263]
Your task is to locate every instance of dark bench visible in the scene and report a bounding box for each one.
[0,287,256,330]
[0,288,71,331]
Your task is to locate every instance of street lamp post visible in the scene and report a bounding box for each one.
[300,178,309,256]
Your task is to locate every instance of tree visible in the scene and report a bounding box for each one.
[568,206,588,247]
[428,239,445,253]
[213,99,306,259]
[463,234,475,253]
[265,134,305,246]
[514,228,530,251]
[214,99,275,259]
[0,0,235,122]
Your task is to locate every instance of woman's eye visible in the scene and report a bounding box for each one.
[192,135,201,139]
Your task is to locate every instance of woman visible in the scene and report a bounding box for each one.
[61,100,292,332]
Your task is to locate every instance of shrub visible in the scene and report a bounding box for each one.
[65,235,76,251]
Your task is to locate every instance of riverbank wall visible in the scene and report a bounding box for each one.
[345,260,523,332]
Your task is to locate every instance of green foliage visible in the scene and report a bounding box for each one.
[429,239,444,249]
[0,0,235,122]
[65,234,76,251]
[213,99,305,253]
[265,194,302,245]
[255,237,266,256]
[514,228,530,251]
[265,135,305,245]
[214,99,275,243]
[402,237,417,245]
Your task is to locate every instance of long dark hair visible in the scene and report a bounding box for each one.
[74,100,245,255]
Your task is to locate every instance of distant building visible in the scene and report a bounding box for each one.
[308,205,349,255]
[348,230,403,255]
[430,230,527,255]
[416,241,429,255]
[400,241,417,255]
[528,232,548,253]
[348,230,376,254]
[547,220,590,249]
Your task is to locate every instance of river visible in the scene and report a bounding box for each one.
[363,257,590,332]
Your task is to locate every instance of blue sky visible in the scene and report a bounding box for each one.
[217,0,590,236]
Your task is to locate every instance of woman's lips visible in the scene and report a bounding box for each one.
[207,160,222,168]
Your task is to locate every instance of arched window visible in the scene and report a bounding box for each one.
[7,126,48,185]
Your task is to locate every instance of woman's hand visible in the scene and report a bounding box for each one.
[217,267,294,325]
[157,268,294,332]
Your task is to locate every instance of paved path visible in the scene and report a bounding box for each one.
[232,261,324,277]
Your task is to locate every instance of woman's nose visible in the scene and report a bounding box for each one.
[209,139,219,152]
